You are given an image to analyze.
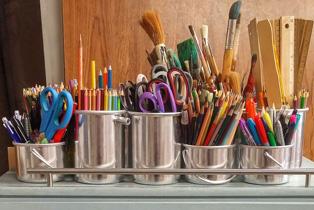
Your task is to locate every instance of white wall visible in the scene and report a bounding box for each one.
[40,0,64,84]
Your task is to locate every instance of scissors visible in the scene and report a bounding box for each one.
[119,81,148,111]
[139,82,177,113]
[39,87,73,140]
[167,68,191,107]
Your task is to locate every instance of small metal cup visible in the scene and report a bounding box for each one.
[75,110,130,184]
[239,144,293,185]
[14,142,65,183]
[183,144,237,184]
[130,112,181,185]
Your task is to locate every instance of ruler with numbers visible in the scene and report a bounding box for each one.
[280,16,295,104]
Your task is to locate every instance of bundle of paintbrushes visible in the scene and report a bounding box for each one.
[182,91,244,146]
[240,96,302,146]
[3,83,76,144]
[141,0,242,94]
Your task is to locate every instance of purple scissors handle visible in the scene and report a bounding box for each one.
[155,83,177,112]
[139,92,158,113]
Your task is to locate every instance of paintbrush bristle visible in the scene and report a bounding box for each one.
[229,0,242,20]
[200,25,208,39]
[140,10,165,45]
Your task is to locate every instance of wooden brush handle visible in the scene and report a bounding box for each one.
[222,49,234,79]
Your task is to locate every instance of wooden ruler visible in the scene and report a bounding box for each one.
[248,18,263,95]
[296,20,313,92]
[280,16,295,104]
[272,19,281,64]
[257,20,282,107]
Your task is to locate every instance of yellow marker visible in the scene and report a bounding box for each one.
[91,60,96,89]
[262,107,274,132]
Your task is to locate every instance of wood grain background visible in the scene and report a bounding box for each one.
[63,0,314,160]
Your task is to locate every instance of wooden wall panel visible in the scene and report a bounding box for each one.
[63,0,314,160]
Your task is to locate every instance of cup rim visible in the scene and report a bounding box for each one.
[239,144,293,149]
[183,143,236,149]
[13,142,65,147]
[128,111,182,117]
[75,110,126,115]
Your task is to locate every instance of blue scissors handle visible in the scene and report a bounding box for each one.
[39,87,58,132]
[155,83,177,112]
[45,90,73,140]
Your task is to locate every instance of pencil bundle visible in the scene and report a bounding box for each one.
[76,56,121,111]
[182,91,244,146]
[240,96,302,146]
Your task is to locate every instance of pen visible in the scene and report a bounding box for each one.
[2,117,21,143]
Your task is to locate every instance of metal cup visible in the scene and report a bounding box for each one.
[14,142,65,183]
[75,110,130,184]
[183,144,237,184]
[239,144,293,185]
[286,108,308,168]
[130,112,181,185]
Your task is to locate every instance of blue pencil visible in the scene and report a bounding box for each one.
[108,65,112,89]
[98,70,103,88]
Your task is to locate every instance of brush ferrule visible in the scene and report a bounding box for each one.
[225,19,237,49]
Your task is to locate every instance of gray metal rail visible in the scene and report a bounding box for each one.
[27,168,314,187]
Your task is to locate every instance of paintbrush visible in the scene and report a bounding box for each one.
[188,25,211,81]
[201,25,220,76]
[243,54,257,97]
[231,13,241,72]
[222,0,242,79]
[141,10,167,66]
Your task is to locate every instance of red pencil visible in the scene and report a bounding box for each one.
[103,67,108,88]
[254,115,269,146]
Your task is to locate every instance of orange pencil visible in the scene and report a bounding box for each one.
[196,103,214,146]
[78,34,83,110]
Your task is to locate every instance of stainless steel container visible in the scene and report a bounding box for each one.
[183,144,237,184]
[286,108,308,168]
[14,142,65,183]
[130,112,181,185]
[240,144,293,185]
[75,110,130,184]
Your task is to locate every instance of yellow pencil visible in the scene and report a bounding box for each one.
[104,88,108,111]
[91,60,96,89]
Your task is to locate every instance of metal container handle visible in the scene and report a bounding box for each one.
[264,151,285,168]
[183,150,236,184]
[31,148,54,168]
[113,116,131,125]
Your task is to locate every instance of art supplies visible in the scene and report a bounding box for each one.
[3,84,75,144]
[240,96,302,147]
[248,17,313,106]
